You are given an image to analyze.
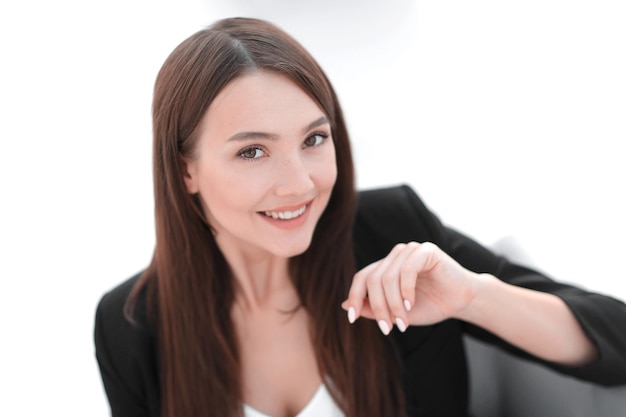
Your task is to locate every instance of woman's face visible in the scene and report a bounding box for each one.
[184,71,337,259]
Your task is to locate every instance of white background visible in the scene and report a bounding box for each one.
[1,1,624,415]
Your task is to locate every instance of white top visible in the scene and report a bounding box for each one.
[243,384,345,417]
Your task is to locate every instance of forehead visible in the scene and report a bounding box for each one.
[198,71,326,138]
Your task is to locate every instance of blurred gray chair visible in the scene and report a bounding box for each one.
[466,236,626,417]
[466,334,626,417]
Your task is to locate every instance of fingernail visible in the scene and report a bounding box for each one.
[403,299,412,312]
[378,320,391,335]
[348,307,356,324]
[395,317,407,333]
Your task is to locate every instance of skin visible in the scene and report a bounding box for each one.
[341,242,598,367]
[184,71,337,269]
[183,71,336,417]
[183,70,597,416]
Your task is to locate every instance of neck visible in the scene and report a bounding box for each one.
[216,238,298,312]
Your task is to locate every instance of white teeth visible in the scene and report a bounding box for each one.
[263,205,306,220]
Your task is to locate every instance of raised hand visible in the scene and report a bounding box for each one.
[342,241,479,334]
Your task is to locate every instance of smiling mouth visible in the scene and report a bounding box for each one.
[261,205,307,220]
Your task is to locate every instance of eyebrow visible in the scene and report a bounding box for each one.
[226,116,330,142]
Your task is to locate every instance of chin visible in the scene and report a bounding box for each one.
[272,237,314,259]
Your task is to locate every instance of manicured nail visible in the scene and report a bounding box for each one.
[404,299,412,312]
[378,320,391,335]
[395,317,407,333]
[348,307,356,324]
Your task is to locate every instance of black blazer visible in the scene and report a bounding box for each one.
[95,185,626,417]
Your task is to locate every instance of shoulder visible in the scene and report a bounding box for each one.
[353,184,449,266]
[97,272,142,315]
[95,271,154,361]
[94,272,160,416]
[96,272,148,332]
[356,184,432,224]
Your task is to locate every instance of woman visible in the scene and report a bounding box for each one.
[94,17,626,417]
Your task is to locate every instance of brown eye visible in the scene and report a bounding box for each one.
[238,146,265,160]
[304,133,327,147]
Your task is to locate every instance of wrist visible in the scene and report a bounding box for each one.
[454,272,500,323]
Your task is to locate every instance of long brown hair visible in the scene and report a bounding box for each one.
[127,17,406,417]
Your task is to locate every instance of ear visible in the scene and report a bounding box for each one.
[181,159,199,194]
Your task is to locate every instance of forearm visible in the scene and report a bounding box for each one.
[457,273,598,367]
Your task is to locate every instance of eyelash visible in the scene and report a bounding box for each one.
[236,132,330,162]
[304,132,329,147]
[237,145,267,161]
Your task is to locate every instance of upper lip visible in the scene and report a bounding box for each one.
[260,199,313,214]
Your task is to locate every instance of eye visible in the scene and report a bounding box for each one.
[303,133,328,148]
[237,146,266,160]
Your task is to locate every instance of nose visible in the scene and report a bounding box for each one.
[273,153,315,197]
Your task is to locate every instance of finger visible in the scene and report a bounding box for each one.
[363,264,394,335]
[342,260,380,323]
[399,242,440,311]
[354,298,375,320]
[360,244,411,334]
[380,241,421,332]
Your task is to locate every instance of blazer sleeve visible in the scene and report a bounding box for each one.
[357,184,626,386]
[94,274,160,417]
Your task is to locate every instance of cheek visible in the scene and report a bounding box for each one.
[322,163,338,191]
[319,145,338,189]
[199,166,269,215]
